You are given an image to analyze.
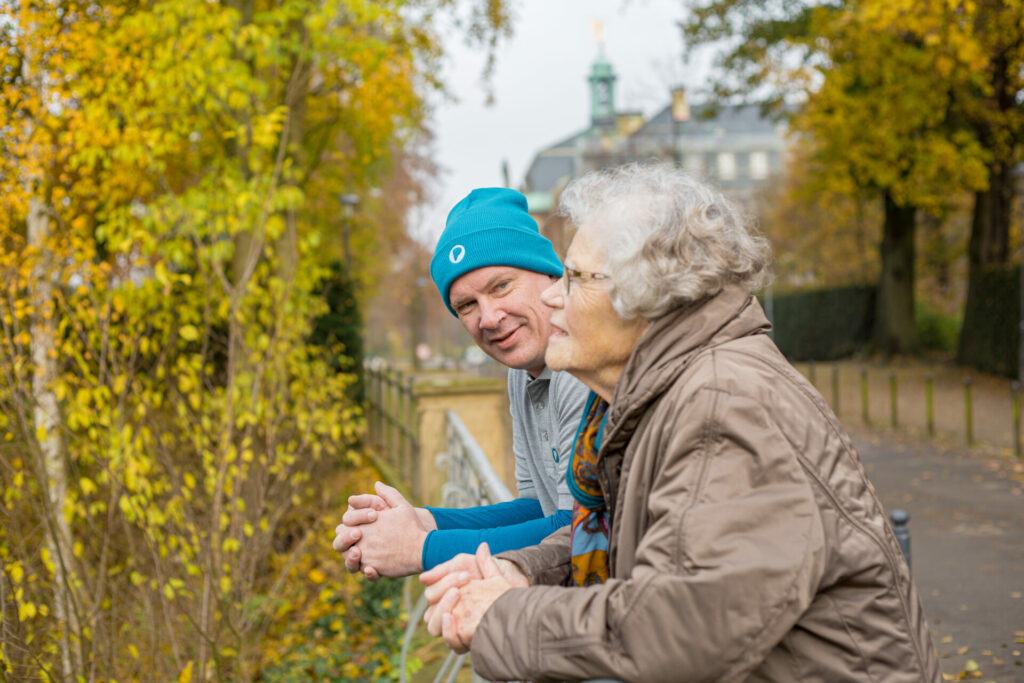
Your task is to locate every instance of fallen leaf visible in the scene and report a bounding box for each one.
[942,635,954,644]
[958,646,970,655]
[964,659,978,672]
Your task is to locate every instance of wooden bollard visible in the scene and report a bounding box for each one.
[925,374,935,437]
[861,367,870,425]
[832,364,840,415]
[1013,381,1021,459]
[889,372,898,429]
[964,376,974,446]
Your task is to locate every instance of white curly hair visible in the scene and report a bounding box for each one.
[558,163,772,320]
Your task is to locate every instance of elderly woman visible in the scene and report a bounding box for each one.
[421,164,939,682]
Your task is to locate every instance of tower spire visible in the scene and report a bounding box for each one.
[588,26,616,127]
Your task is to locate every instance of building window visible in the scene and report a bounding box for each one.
[750,151,769,180]
[717,152,736,180]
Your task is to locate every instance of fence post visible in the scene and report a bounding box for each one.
[406,373,419,480]
[860,367,870,425]
[395,369,406,477]
[964,376,974,446]
[1013,381,1021,459]
[889,372,898,429]
[375,365,384,449]
[925,374,933,438]
[385,368,396,463]
[832,364,840,415]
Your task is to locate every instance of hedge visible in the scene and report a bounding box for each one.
[957,265,1020,379]
[762,285,876,361]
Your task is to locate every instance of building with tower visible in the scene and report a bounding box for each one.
[522,49,790,255]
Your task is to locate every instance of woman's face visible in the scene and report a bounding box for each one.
[541,226,649,397]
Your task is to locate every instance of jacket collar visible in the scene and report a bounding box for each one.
[600,285,772,455]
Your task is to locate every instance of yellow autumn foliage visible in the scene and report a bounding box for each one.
[0,0,512,680]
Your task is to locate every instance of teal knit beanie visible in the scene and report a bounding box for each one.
[430,188,563,316]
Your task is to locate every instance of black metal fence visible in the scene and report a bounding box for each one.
[363,360,419,481]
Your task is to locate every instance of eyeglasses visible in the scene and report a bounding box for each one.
[562,266,611,295]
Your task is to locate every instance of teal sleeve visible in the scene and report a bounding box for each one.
[421,509,573,570]
[426,497,542,530]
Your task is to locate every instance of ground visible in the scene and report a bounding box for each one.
[856,427,1024,682]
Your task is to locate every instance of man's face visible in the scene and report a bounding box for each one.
[448,266,559,377]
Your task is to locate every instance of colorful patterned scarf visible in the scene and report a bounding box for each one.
[568,392,611,586]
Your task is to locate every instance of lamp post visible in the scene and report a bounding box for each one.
[338,193,360,272]
[670,86,690,167]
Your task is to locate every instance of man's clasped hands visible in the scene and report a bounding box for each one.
[333,482,528,653]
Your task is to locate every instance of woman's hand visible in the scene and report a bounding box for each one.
[421,543,526,650]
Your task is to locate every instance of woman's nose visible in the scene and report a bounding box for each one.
[540,278,564,309]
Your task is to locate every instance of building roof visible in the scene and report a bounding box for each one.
[632,102,783,139]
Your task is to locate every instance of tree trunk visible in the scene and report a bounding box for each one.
[957,163,1014,362]
[28,194,81,680]
[23,35,81,680]
[875,192,917,354]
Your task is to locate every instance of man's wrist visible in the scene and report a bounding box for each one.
[414,526,430,573]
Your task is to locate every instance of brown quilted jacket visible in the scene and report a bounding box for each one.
[471,287,939,683]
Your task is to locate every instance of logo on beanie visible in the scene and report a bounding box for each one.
[449,245,466,264]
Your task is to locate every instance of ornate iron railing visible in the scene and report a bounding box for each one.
[399,411,512,683]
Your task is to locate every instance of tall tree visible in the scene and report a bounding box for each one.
[955,0,1024,361]
[682,0,991,353]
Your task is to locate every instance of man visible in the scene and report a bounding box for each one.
[333,187,589,579]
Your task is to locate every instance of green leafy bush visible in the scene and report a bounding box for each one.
[763,285,876,360]
[957,265,1020,378]
[915,303,960,353]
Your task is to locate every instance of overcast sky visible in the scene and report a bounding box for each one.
[418,0,712,244]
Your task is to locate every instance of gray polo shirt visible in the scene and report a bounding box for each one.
[507,366,591,514]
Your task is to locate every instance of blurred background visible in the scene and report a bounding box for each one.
[1,0,1022,680]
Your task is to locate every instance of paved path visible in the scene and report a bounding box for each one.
[854,428,1024,682]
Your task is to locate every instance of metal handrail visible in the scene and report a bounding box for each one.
[399,411,511,683]
[439,411,514,507]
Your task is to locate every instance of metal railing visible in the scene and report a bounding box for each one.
[400,411,512,683]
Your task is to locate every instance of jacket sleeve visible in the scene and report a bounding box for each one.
[421,509,572,570]
[496,523,573,586]
[471,388,828,683]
